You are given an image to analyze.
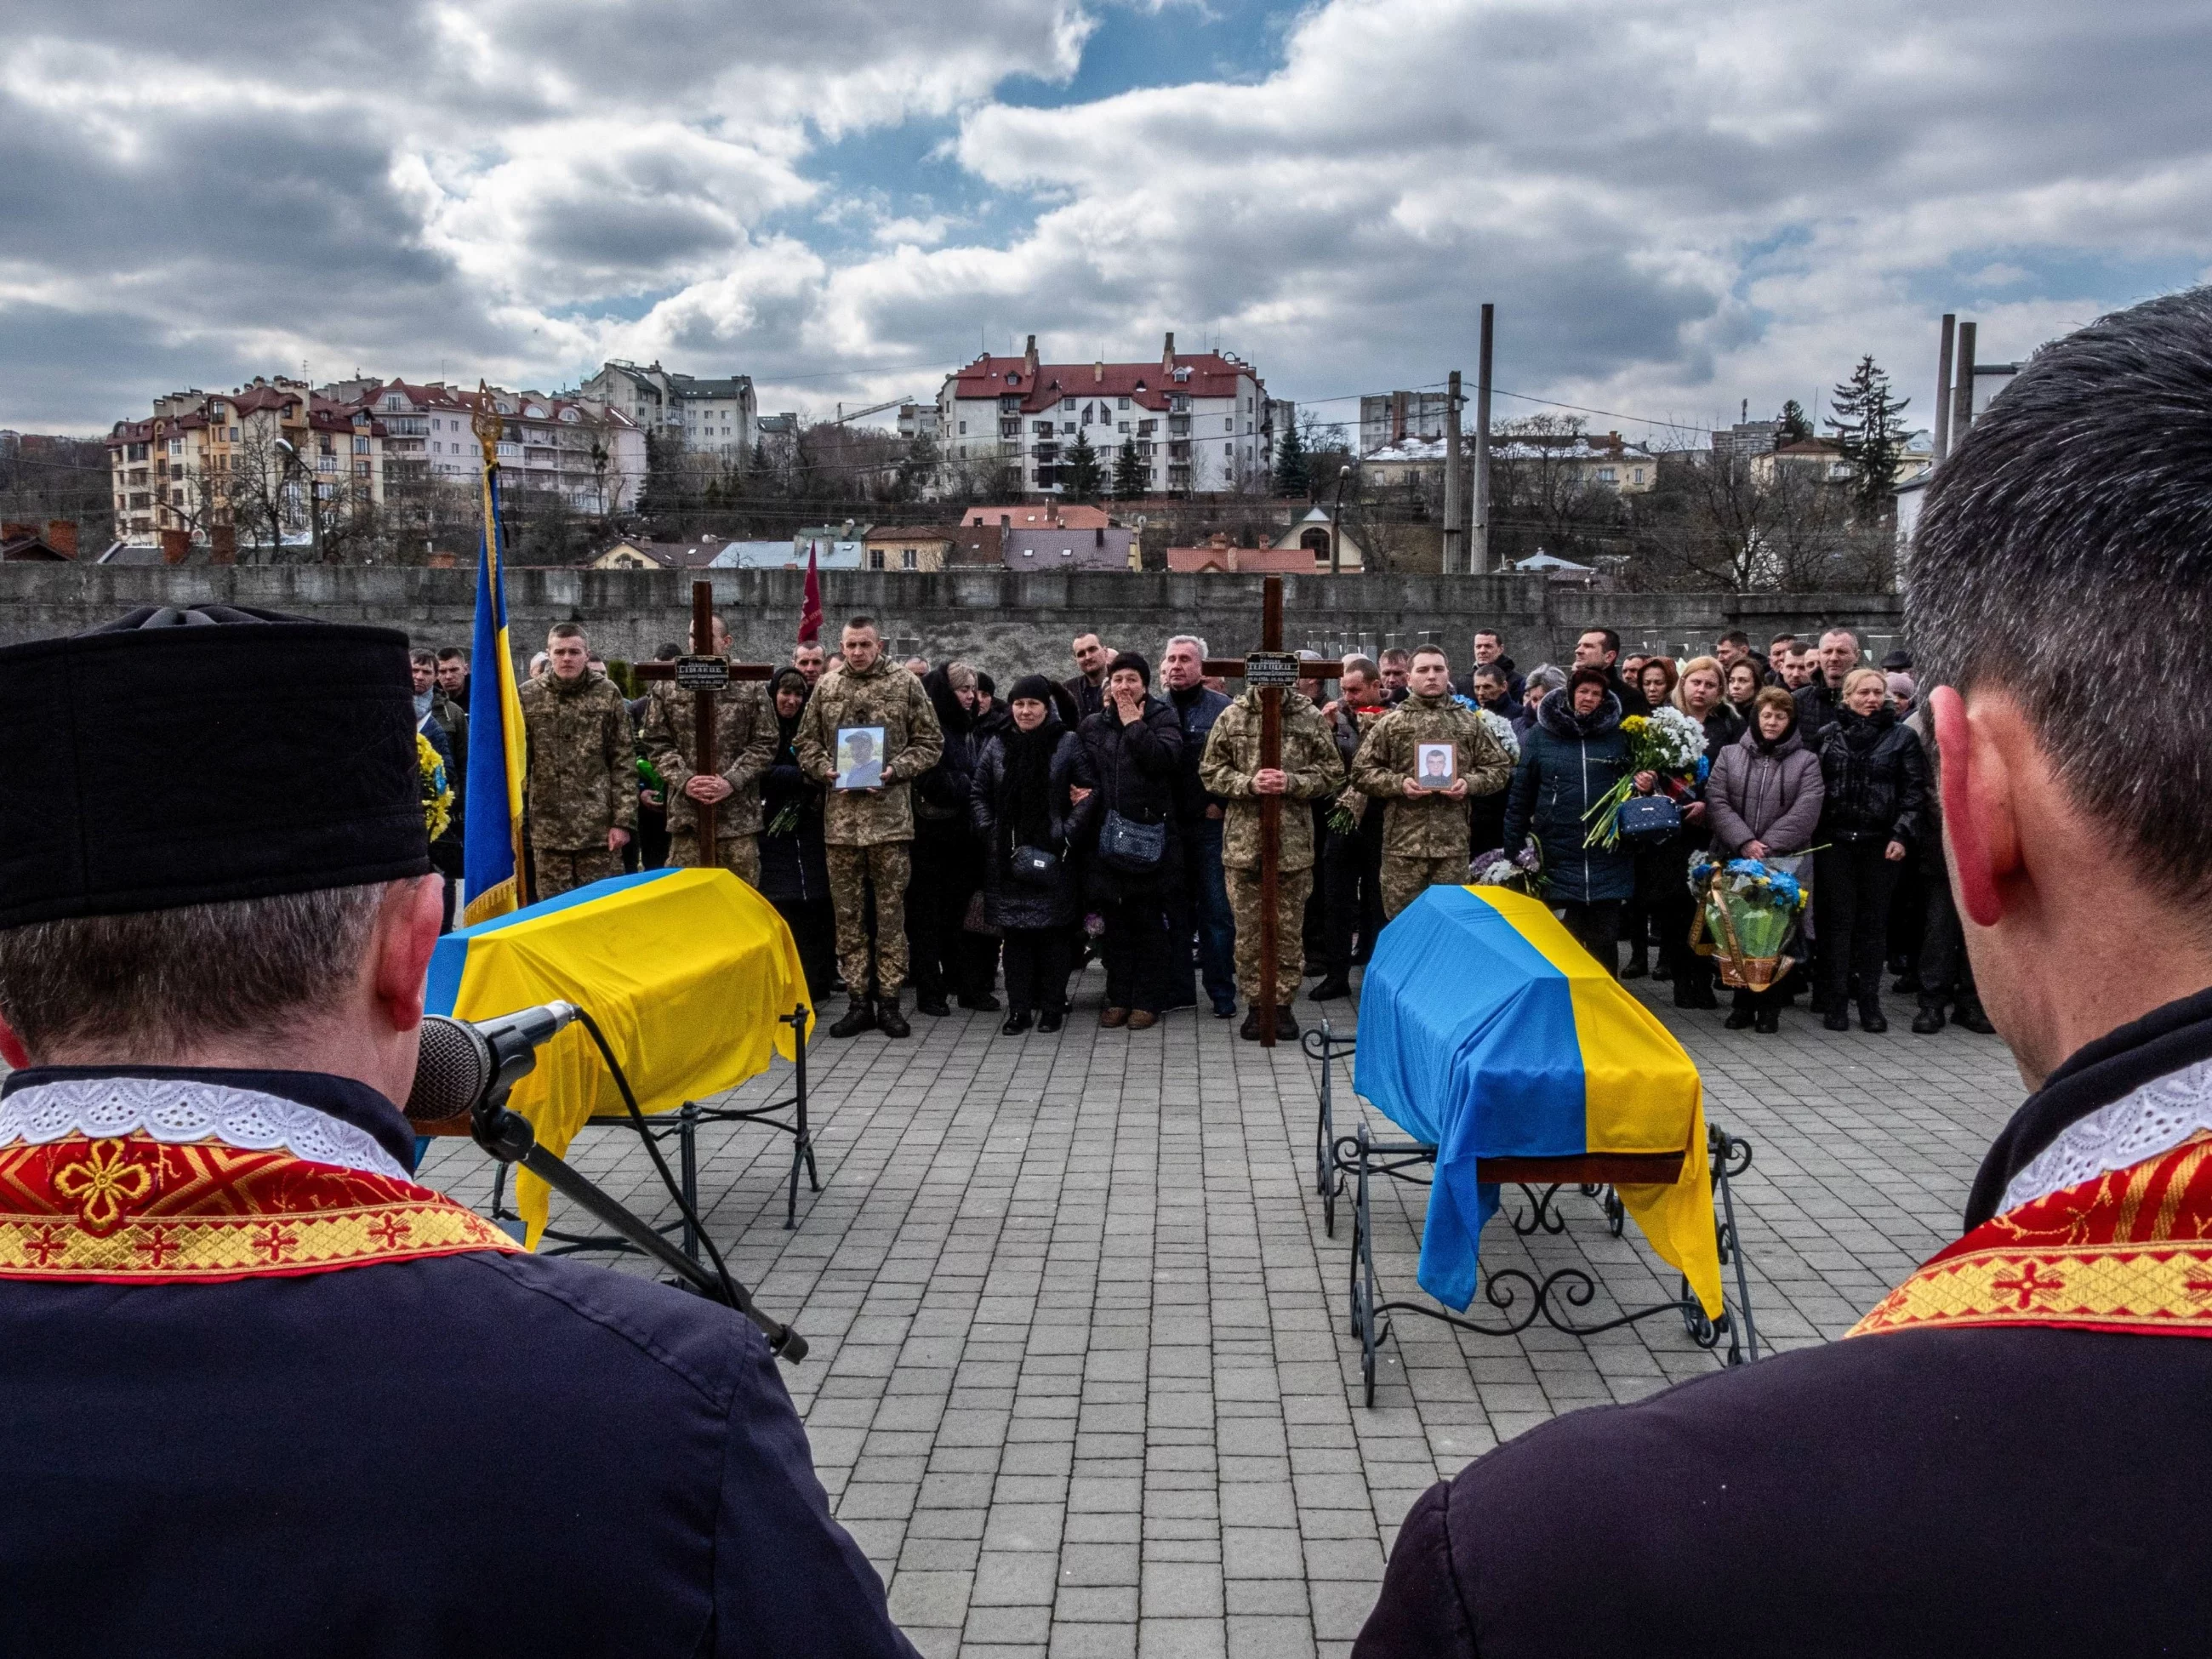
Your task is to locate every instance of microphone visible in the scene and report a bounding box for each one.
[405,1001,580,1125]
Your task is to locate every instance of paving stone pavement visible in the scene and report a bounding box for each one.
[419,964,2026,1659]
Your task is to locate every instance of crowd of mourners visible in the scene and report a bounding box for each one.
[409,613,1989,1047]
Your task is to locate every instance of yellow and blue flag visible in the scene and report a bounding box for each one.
[1354,885,1723,1316]
[425,868,807,1244]
[460,420,529,924]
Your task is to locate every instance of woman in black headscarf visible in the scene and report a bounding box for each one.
[908,661,998,1017]
[972,674,1099,1033]
[1076,651,1183,1028]
[756,668,837,1005]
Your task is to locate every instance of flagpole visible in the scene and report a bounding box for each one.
[460,385,533,921]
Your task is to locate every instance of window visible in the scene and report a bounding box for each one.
[1117,396,1129,410]
[901,548,917,571]
[1633,468,1645,483]
[958,421,967,435]
[869,549,886,570]
[1224,417,1234,432]
[354,460,370,476]
[229,427,239,442]
[352,436,369,453]
[1062,422,1075,436]
[1597,467,1616,483]
[1118,422,1130,435]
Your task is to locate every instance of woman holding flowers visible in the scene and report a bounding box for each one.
[1811,664,1928,1034]
[1705,687,1825,1033]
[1501,666,1636,972]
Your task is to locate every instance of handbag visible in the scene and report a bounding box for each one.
[961,889,1001,938]
[1009,845,1060,887]
[1616,795,1680,842]
[1098,809,1166,874]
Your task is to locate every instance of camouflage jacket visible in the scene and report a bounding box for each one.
[641,680,778,838]
[792,658,944,847]
[1196,689,1347,872]
[1352,693,1514,858]
[519,670,638,849]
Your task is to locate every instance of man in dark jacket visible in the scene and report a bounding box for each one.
[1570,627,1650,717]
[0,608,917,1659]
[1792,625,1861,739]
[1160,635,1238,1018]
[1452,629,1524,706]
[1063,631,1112,726]
[1354,288,2212,1659]
[1497,664,1635,969]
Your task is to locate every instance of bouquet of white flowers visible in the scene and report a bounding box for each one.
[1476,706,1519,763]
[1582,704,1708,848]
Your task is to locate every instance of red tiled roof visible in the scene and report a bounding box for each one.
[949,353,1256,415]
[959,503,1112,530]
[1166,544,1314,574]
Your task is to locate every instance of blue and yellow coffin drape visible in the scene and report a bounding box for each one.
[423,868,807,1245]
[1353,886,1723,1318]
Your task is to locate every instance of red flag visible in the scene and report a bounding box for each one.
[798,542,824,643]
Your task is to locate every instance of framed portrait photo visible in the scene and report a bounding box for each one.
[1415,741,1457,788]
[835,726,887,790]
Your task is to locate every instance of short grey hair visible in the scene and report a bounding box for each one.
[1913,286,2212,908]
[0,884,388,1061]
[1525,663,1567,693]
[1164,633,1208,659]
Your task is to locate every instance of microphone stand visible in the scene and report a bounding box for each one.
[470,1086,808,1363]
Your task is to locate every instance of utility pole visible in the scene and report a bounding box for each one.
[1933,313,1957,463]
[1442,369,1462,573]
[1329,465,1352,576]
[1951,321,1977,447]
[1472,302,1495,575]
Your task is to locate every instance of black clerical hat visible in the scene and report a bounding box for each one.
[0,606,432,928]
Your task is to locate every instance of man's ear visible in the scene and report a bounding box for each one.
[1930,686,2010,928]
[373,875,446,1035]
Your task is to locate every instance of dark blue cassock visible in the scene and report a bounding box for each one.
[1351,989,2212,1658]
[0,1065,919,1659]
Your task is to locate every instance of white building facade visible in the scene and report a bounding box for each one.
[579,361,756,459]
[938,334,1274,494]
[362,381,646,511]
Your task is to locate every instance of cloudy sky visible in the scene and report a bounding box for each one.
[5,0,2208,441]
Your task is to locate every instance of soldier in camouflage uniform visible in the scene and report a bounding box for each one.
[519,624,638,897]
[793,616,944,1038]
[1198,682,1347,1041]
[641,615,778,887]
[1354,645,1514,920]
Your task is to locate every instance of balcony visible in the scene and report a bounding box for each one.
[1167,415,1191,436]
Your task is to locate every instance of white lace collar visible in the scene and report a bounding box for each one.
[2000,1057,2212,1215]
[0,1075,410,1183]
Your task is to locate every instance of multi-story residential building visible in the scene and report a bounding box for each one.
[355,381,645,511]
[1360,390,1454,455]
[938,334,1275,495]
[579,361,756,458]
[1490,429,1658,493]
[106,378,389,548]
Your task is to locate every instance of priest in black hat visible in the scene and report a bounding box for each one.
[0,606,917,1657]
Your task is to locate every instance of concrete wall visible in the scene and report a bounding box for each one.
[0,565,1907,686]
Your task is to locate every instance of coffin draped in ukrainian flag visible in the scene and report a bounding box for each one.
[424,867,807,1245]
[1354,885,1724,1319]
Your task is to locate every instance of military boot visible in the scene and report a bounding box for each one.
[875,994,911,1040]
[828,996,876,1039]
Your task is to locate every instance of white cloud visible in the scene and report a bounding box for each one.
[3,0,2209,436]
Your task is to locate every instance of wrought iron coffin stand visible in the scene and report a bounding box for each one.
[1307,1020,1760,1406]
[491,1006,819,1262]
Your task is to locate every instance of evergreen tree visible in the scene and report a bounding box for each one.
[1113,439,1147,499]
[1063,429,1103,501]
[1272,419,1310,496]
[1776,399,1812,446]
[1825,356,1911,512]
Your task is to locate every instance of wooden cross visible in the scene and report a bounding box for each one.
[634,579,777,849]
[1200,574,1343,1049]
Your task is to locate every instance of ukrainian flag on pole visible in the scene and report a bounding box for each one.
[461,386,530,923]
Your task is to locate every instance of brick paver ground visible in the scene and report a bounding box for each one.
[419,963,2025,1659]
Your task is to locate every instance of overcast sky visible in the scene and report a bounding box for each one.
[5,0,2207,441]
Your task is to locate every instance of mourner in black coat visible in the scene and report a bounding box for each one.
[972,676,1099,1029]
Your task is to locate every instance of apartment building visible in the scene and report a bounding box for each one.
[106,378,388,547]
[579,360,756,457]
[938,334,1275,495]
[358,380,645,511]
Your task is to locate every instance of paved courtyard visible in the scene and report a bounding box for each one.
[421,965,2026,1659]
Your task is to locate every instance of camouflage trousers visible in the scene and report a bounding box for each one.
[533,845,624,898]
[825,841,912,998]
[1381,853,1467,921]
[1223,864,1314,1005]
[669,830,760,888]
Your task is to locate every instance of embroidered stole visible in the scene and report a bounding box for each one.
[1850,1134,2212,1338]
[0,1132,518,1284]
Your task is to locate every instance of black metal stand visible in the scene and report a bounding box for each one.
[1303,1020,1357,1237]
[1305,1029,1760,1406]
[491,1005,818,1258]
